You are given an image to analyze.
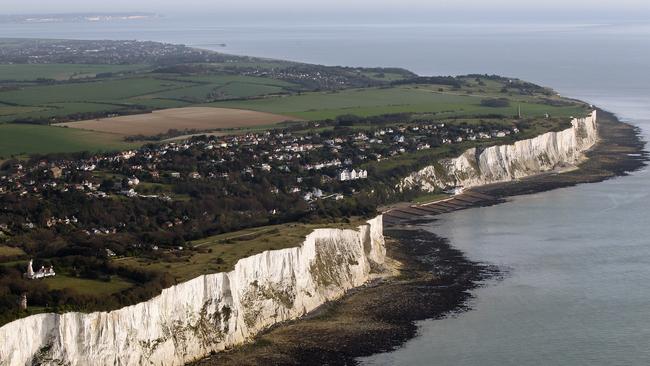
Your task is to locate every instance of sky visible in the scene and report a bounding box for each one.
[2,0,650,23]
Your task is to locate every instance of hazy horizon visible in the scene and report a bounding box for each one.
[2,0,650,24]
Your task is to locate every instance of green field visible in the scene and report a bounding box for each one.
[0,71,303,124]
[0,64,588,158]
[0,245,25,258]
[0,77,194,105]
[116,220,364,282]
[0,124,136,158]
[45,274,134,296]
[0,105,44,116]
[207,86,586,120]
[0,64,149,81]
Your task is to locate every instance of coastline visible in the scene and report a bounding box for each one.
[192,109,647,365]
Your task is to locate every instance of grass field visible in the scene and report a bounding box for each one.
[0,64,149,81]
[0,105,45,116]
[58,107,301,136]
[0,63,588,158]
[207,86,586,120]
[0,70,303,125]
[0,77,194,106]
[0,245,25,258]
[45,274,134,296]
[0,124,136,158]
[116,220,365,282]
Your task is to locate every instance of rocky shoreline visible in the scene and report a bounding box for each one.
[192,109,647,366]
[192,228,498,366]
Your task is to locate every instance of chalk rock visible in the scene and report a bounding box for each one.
[400,111,598,191]
[0,216,385,366]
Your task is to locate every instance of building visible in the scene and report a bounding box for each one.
[24,259,55,280]
[339,169,368,182]
[19,293,27,310]
[303,188,324,201]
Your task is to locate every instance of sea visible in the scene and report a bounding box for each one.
[2,18,649,365]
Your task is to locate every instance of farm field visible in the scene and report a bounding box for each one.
[0,64,149,81]
[208,86,586,120]
[0,124,136,158]
[0,72,302,123]
[58,107,301,136]
[0,62,587,158]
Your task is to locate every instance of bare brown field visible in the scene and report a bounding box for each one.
[57,107,300,136]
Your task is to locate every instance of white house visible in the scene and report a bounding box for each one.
[24,259,55,280]
[339,169,368,181]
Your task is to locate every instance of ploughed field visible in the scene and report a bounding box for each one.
[57,107,300,136]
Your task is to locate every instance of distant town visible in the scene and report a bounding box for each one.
[0,38,229,66]
[0,118,520,239]
[0,12,157,24]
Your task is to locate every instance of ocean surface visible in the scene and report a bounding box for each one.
[2,18,649,365]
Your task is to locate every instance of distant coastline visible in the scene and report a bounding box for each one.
[0,13,158,24]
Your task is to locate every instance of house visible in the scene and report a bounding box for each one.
[120,189,137,197]
[339,169,368,181]
[79,164,96,172]
[303,188,324,201]
[339,170,351,181]
[24,259,55,280]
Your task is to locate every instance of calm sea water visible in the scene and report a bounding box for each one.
[2,19,649,365]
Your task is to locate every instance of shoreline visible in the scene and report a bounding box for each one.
[192,108,647,365]
[193,229,498,366]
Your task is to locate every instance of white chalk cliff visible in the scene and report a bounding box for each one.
[0,112,599,366]
[0,216,385,366]
[400,111,599,191]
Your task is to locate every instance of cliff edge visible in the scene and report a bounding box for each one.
[400,111,599,191]
[0,217,385,366]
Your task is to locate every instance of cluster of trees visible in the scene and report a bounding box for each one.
[480,98,511,108]
[13,106,153,125]
[0,257,174,326]
[392,76,463,88]
[124,128,206,142]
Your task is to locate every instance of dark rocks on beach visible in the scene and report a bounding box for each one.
[193,229,497,366]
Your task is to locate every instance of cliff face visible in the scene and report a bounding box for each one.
[0,217,385,366]
[400,111,598,191]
